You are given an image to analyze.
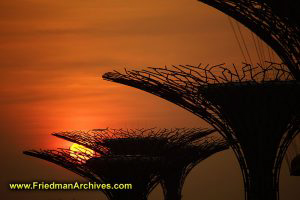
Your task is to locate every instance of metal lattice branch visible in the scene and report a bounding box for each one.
[105,62,293,85]
[198,0,300,80]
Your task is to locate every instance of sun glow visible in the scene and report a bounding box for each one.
[70,143,94,161]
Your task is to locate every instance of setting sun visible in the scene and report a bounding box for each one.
[70,143,94,161]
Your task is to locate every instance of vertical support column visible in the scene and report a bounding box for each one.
[161,167,185,200]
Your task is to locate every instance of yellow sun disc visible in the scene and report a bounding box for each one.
[70,143,94,161]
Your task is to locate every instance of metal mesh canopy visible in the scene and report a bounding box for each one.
[53,128,228,200]
[103,63,300,200]
[198,0,300,80]
[53,128,217,156]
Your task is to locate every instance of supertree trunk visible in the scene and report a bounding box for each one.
[200,81,300,200]
[160,167,184,200]
[247,171,277,200]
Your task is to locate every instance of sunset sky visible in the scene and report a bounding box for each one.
[0,0,299,199]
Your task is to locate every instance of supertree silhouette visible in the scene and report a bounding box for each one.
[197,0,300,80]
[49,128,229,200]
[103,62,300,200]
[24,148,162,200]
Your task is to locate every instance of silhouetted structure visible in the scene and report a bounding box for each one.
[52,128,229,200]
[103,63,300,200]
[24,149,161,200]
[197,0,300,80]
[158,139,228,200]
[286,134,300,176]
[52,128,214,156]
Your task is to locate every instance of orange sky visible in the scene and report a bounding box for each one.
[0,0,298,199]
